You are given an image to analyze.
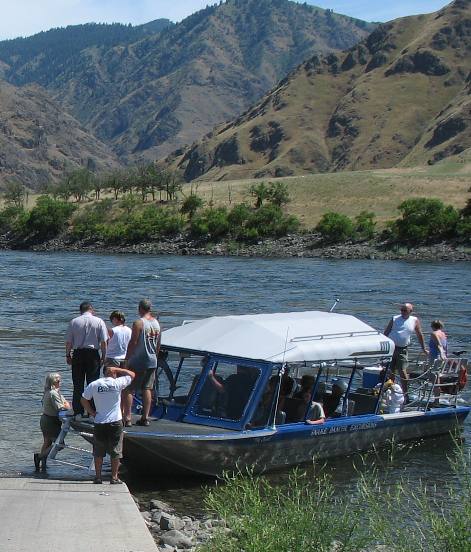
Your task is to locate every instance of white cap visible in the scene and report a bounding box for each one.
[332,378,348,393]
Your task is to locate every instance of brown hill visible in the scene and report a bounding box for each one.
[0,81,119,189]
[0,1,373,163]
[167,0,471,181]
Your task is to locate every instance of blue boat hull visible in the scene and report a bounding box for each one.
[122,407,470,477]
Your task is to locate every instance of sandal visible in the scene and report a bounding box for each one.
[135,418,150,427]
[93,477,103,484]
[34,453,41,472]
[123,419,132,427]
[110,478,123,485]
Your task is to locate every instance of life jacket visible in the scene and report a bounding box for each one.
[458,366,468,391]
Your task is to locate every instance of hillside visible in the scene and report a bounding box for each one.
[0,0,374,163]
[166,0,471,181]
[0,81,119,189]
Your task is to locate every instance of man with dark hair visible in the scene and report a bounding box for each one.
[81,365,135,484]
[66,301,108,415]
[122,299,161,427]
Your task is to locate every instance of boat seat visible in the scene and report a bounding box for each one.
[350,391,377,415]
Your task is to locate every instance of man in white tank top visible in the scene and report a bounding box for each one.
[384,303,428,401]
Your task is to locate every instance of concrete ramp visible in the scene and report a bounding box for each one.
[0,478,158,552]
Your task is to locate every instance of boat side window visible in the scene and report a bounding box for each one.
[161,352,206,405]
[194,362,261,421]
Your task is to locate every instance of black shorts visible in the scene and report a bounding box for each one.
[93,421,123,459]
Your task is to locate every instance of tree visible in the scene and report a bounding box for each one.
[26,196,76,238]
[3,181,25,208]
[393,198,459,243]
[267,182,290,207]
[249,182,270,209]
[67,168,93,202]
[120,193,140,216]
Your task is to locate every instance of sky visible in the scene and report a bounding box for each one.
[0,0,451,41]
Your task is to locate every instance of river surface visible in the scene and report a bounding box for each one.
[0,251,469,513]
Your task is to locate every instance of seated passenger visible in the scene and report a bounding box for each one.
[305,400,325,425]
[323,378,349,418]
[293,375,315,403]
[208,365,259,420]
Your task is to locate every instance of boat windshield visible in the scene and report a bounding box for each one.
[193,361,261,421]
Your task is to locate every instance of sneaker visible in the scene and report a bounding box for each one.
[110,478,123,485]
[34,453,41,472]
[93,477,103,484]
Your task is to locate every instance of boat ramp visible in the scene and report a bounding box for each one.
[0,477,157,552]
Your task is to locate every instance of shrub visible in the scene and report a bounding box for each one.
[181,194,204,220]
[0,206,27,233]
[355,210,376,239]
[248,204,299,238]
[26,196,76,238]
[316,212,355,243]
[227,203,251,228]
[190,208,230,240]
[267,182,290,207]
[392,198,459,243]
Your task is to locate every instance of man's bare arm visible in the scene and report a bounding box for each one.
[81,397,96,418]
[125,319,143,361]
[415,320,428,353]
[384,319,393,336]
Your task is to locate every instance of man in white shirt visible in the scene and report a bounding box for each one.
[66,301,108,415]
[384,303,428,401]
[81,366,134,484]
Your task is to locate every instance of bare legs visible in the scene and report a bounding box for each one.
[141,389,152,421]
[94,456,120,482]
[122,388,152,424]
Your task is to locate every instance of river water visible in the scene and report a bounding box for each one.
[0,250,469,512]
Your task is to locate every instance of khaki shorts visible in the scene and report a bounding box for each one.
[128,368,156,391]
[391,346,408,374]
[40,414,61,440]
[104,358,126,368]
[93,421,123,459]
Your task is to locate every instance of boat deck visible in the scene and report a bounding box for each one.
[73,414,238,437]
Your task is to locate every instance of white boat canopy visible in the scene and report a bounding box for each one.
[161,311,394,363]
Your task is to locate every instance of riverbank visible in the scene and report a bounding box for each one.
[1,232,470,261]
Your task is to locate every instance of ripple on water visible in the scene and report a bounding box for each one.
[0,251,469,510]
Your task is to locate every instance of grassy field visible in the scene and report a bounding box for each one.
[191,162,471,229]
[2,162,470,231]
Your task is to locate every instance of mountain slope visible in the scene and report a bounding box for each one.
[166,0,471,181]
[0,81,119,189]
[0,0,374,161]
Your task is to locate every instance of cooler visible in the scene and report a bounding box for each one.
[363,367,383,388]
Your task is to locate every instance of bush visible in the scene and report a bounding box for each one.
[181,194,204,220]
[316,212,355,243]
[247,204,299,238]
[26,196,76,238]
[0,206,27,233]
[392,198,459,243]
[355,210,376,239]
[191,208,230,240]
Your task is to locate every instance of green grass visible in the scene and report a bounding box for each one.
[198,445,471,552]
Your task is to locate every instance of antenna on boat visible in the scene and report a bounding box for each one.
[330,298,340,312]
[272,327,290,430]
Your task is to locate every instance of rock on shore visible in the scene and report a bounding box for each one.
[136,497,225,552]
[2,231,470,262]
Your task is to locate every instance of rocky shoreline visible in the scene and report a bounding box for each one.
[1,232,470,261]
[136,496,223,551]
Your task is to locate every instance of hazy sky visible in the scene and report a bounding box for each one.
[0,0,450,40]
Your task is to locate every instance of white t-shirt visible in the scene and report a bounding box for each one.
[385,383,405,413]
[82,376,132,424]
[107,325,132,360]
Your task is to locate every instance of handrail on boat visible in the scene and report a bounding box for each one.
[291,330,381,342]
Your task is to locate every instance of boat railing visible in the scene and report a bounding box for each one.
[46,412,96,471]
[291,330,380,342]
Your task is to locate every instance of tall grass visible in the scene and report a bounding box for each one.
[198,445,471,552]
